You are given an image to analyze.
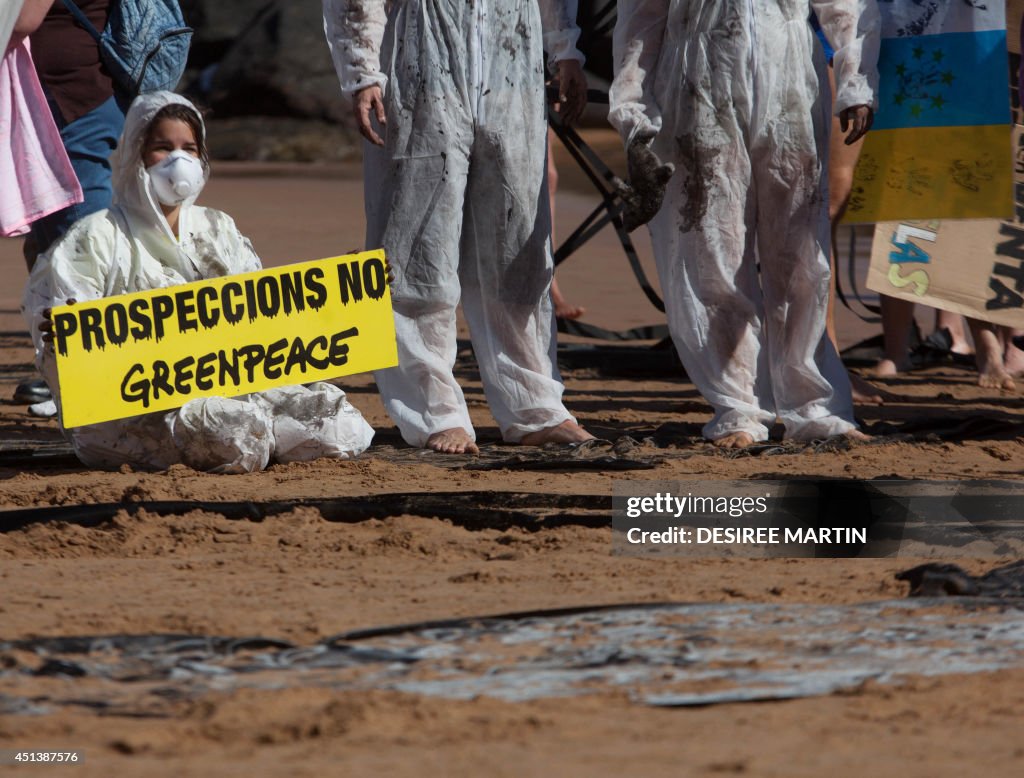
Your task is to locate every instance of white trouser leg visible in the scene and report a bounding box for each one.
[751,70,855,441]
[459,128,572,442]
[255,382,374,462]
[70,396,274,473]
[648,133,774,442]
[69,411,182,471]
[365,140,476,448]
[169,397,274,474]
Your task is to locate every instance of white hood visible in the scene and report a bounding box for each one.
[109,91,214,282]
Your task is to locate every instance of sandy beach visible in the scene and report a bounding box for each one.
[1,157,1022,776]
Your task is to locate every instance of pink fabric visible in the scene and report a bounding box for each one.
[0,39,82,237]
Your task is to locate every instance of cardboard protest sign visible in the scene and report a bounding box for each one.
[867,124,1024,328]
[52,251,397,428]
[843,0,1013,223]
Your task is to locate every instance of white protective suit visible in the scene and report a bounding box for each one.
[609,1,880,442]
[324,0,584,446]
[23,91,374,472]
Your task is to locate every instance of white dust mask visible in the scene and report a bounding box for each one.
[147,150,205,206]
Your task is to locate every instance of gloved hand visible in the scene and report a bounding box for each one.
[839,105,874,146]
[617,134,674,232]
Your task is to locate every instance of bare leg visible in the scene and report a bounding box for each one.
[1000,327,1024,375]
[551,277,585,320]
[547,130,585,320]
[849,371,887,403]
[968,318,1015,390]
[426,428,480,454]
[824,65,883,404]
[935,309,972,355]
[519,419,595,446]
[875,295,916,376]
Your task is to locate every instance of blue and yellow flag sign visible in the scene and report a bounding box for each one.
[845,1,1013,223]
[52,251,397,428]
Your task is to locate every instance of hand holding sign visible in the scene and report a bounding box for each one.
[40,298,77,344]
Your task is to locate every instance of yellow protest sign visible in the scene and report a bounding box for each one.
[52,251,397,428]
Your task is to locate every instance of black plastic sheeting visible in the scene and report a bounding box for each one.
[2,593,1022,716]
[0,490,610,533]
[0,436,665,472]
[5,482,1023,560]
[898,561,1024,598]
[3,409,1022,473]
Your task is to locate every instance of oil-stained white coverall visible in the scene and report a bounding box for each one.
[324,0,584,446]
[23,92,374,472]
[610,1,880,441]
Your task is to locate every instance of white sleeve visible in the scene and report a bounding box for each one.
[38,219,117,312]
[1,0,24,53]
[812,0,881,114]
[608,0,669,144]
[538,0,584,66]
[214,211,263,276]
[187,208,263,279]
[322,0,389,98]
[22,215,117,384]
[234,232,263,275]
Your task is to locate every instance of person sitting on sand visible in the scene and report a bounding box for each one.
[24,91,375,473]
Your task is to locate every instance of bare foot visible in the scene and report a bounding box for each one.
[519,419,595,446]
[974,328,1016,391]
[849,372,886,405]
[711,431,755,449]
[555,300,586,320]
[978,368,1015,391]
[872,358,909,377]
[426,428,479,454]
[551,279,585,320]
[1003,340,1024,376]
[845,429,870,442]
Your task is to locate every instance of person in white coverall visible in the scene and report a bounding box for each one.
[24,91,375,472]
[323,0,595,454]
[609,1,880,448]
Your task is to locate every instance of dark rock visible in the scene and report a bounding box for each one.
[180,0,271,68]
[205,1,349,125]
[897,560,1024,598]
